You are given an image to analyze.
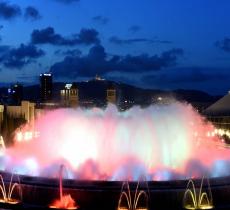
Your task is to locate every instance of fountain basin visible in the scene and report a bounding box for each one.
[0,171,230,210]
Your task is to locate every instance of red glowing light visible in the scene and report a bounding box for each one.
[49,194,79,209]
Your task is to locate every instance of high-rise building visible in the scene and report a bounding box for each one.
[40,73,52,102]
[8,83,23,105]
[60,83,79,107]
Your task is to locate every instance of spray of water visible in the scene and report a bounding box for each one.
[2,102,230,181]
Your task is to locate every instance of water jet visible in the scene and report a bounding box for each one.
[49,165,79,209]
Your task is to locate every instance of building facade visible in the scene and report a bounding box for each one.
[7,101,35,123]
[60,83,79,107]
[107,86,116,104]
[0,105,4,133]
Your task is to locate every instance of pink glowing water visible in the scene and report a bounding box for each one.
[3,103,230,181]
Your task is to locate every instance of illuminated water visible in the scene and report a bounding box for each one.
[49,165,78,209]
[2,103,230,181]
[0,174,22,204]
[183,177,214,209]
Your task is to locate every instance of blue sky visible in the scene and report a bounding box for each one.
[0,0,230,94]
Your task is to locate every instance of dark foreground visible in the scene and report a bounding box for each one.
[0,171,230,210]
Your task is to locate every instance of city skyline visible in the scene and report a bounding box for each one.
[0,0,230,94]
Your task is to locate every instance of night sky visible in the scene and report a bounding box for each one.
[0,0,230,94]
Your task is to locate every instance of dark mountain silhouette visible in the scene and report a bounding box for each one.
[0,79,221,110]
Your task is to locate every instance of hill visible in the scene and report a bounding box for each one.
[0,80,221,110]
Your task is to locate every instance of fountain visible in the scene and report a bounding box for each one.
[49,165,79,209]
[4,103,230,181]
[118,181,149,210]
[0,103,229,209]
[183,177,214,210]
[0,173,22,205]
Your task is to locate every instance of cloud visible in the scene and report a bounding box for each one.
[140,67,230,94]
[129,25,141,33]
[53,0,80,4]
[109,36,172,45]
[0,45,10,58]
[50,45,183,78]
[77,28,100,45]
[24,6,41,21]
[141,67,228,86]
[0,3,41,21]
[0,26,3,41]
[92,16,109,25]
[0,44,45,68]
[0,1,21,20]
[54,49,82,56]
[215,38,230,52]
[31,27,100,46]
[170,69,227,83]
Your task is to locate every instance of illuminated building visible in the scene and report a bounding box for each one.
[40,73,52,102]
[204,91,230,116]
[0,135,5,149]
[94,74,105,81]
[0,135,5,156]
[60,83,79,107]
[0,105,4,132]
[7,101,35,123]
[8,83,23,105]
[204,91,230,131]
[107,84,116,104]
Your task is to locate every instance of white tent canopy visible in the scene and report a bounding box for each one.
[204,91,230,115]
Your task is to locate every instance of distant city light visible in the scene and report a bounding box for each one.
[24,132,33,141]
[16,132,23,142]
[40,73,52,77]
[95,75,105,81]
[16,131,40,142]
[65,84,72,89]
[206,128,230,141]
